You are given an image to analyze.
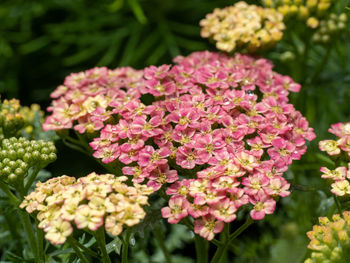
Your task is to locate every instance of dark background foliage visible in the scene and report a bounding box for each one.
[1,0,350,262]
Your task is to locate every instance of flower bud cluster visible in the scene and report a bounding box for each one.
[319,122,350,196]
[0,99,45,139]
[262,0,335,20]
[43,67,144,134]
[312,13,347,43]
[66,51,314,241]
[20,173,153,245]
[200,1,285,52]
[305,211,350,263]
[0,137,56,182]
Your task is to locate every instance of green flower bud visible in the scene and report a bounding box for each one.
[14,168,24,176]
[49,153,57,162]
[8,173,17,181]
[8,149,17,159]
[23,153,32,163]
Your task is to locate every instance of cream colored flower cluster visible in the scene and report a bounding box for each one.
[305,212,350,263]
[20,172,153,244]
[200,1,285,52]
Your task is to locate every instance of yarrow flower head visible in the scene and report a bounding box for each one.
[20,172,153,245]
[43,51,315,241]
[57,51,316,241]
[305,212,350,263]
[200,1,285,52]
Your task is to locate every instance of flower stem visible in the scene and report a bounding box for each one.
[210,218,254,263]
[121,229,131,263]
[67,236,90,263]
[334,195,343,215]
[19,210,42,263]
[195,235,209,263]
[94,227,112,263]
[24,166,41,194]
[154,227,173,263]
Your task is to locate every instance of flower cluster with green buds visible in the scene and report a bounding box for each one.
[305,211,350,263]
[20,173,153,245]
[312,13,347,43]
[0,137,56,183]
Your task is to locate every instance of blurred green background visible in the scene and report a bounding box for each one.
[1,0,350,262]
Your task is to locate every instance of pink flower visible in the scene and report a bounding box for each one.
[249,194,276,220]
[194,215,225,240]
[161,196,189,223]
[209,199,237,223]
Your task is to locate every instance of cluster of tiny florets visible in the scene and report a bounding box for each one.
[20,172,153,245]
[319,122,350,197]
[200,1,285,52]
[0,137,56,182]
[305,212,350,263]
[54,51,316,240]
[42,67,144,134]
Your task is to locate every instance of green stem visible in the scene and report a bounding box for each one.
[36,221,44,262]
[195,235,209,263]
[122,228,131,263]
[334,195,343,215]
[154,227,173,263]
[210,218,254,263]
[24,166,41,194]
[67,236,90,263]
[94,227,112,263]
[19,211,42,263]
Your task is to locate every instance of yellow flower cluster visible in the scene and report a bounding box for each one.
[200,1,285,52]
[305,212,350,263]
[20,104,45,136]
[20,173,153,245]
[0,99,24,138]
[262,0,335,19]
[0,99,45,139]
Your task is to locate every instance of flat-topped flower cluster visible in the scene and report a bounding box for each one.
[305,212,350,263]
[319,122,350,196]
[200,1,285,52]
[44,51,315,240]
[20,173,153,244]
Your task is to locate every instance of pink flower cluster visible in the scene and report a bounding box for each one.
[319,122,350,196]
[45,51,315,240]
